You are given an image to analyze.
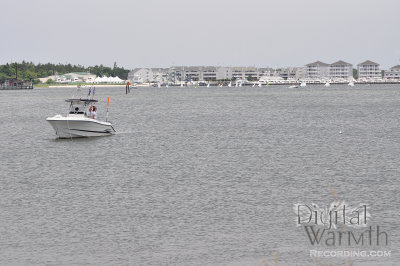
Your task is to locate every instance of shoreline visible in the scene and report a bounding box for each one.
[39,82,400,88]
[7,81,399,89]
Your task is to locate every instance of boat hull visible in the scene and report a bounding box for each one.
[46,116,116,138]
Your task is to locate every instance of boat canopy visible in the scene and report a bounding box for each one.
[65,98,98,103]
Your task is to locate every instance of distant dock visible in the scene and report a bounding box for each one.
[0,79,33,90]
[0,85,33,90]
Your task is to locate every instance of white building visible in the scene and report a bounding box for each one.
[357,60,381,79]
[295,67,306,80]
[152,68,169,82]
[183,66,201,81]
[39,72,96,83]
[277,67,300,80]
[216,67,233,80]
[305,61,330,79]
[231,67,246,80]
[329,60,353,80]
[171,66,258,82]
[128,68,152,82]
[127,66,308,83]
[128,68,169,83]
[384,65,400,80]
[94,76,124,83]
[230,67,259,80]
[258,68,276,77]
[244,67,259,80]
[201,66,217,81]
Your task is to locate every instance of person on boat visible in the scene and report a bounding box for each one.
[87,106,93,117]
[91,106,97,119]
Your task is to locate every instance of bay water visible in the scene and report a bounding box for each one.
[0,85,399,265]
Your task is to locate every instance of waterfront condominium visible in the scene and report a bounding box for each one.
[305,61,330,79]
[127,68,169,83]
[383,65,400,80]
[329,60,353,80]
[357,60,381,79]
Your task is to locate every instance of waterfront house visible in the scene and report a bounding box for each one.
[128,68,152,83]
[329,60,353,80]
[357,60,381,79]
[305,61,329,79]
[152,68,169,82]
[384,65,400,80]
[128,68,170,83]
[295,67,306,80]
[277,67,298,80]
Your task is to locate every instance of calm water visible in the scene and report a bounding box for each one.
[0,85,399,265]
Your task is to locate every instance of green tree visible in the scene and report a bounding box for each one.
[0,72,9,83]
[24,70,37,80]
[353,69,358,79]
[0,61,130,81]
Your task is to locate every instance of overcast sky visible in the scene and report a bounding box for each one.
[1,0,399,69]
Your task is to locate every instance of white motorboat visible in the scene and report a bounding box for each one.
[348,81,355,87]
[46,97,116,138]
[289,85,299,88]
[300,81,307,87]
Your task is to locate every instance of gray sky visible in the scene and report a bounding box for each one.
[1,0,399,69]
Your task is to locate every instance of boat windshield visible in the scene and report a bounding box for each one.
[69,103,86,114]
[66,99,98,115]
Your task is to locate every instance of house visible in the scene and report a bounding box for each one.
[384,65,400,80]
[357,60,381,79]
[128,68,153,83]
[329,60,353,80]
[305,61,329,79]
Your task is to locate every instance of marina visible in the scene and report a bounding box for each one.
[129,79,400,88]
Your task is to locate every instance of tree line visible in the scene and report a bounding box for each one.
[0,61,129,83]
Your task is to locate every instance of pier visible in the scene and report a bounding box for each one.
[0,79,33,90]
